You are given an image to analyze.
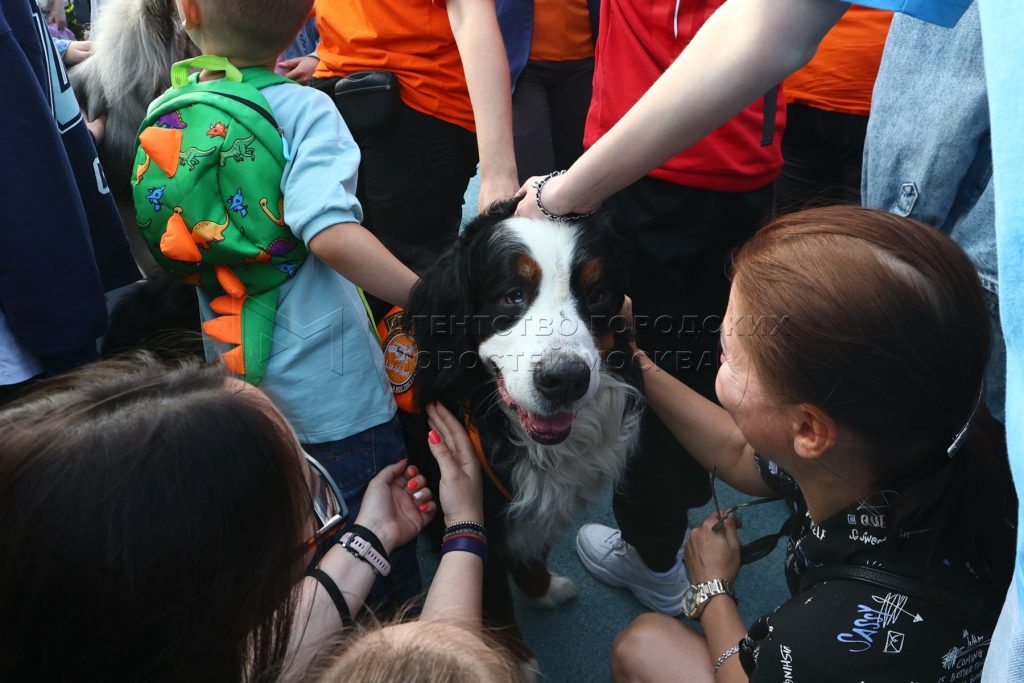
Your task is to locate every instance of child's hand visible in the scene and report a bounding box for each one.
[354,460,435,553]
[278,56,319,85]
[85,113,106,145]
[426,401,484,527]
[64,41,93,66]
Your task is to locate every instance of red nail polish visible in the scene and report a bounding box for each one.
[428,430,441,444]
[408,466,419,477]
[407,479,419,491]
[419,504,430,512]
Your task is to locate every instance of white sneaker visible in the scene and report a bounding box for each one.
[576,523,688,616]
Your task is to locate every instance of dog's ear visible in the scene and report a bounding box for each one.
[479,197,519,219]
[403,245,476,408]
[579,210,633,312]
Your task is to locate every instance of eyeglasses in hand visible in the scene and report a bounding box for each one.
[709,464,789,565]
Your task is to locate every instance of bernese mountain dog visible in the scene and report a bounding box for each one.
[404,200,643,656]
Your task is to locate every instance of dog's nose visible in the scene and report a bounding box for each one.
[535,357,590,404]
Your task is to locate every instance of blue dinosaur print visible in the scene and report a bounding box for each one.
[146,186,166,212]
[226,188,249,217]
[274,263,299,279]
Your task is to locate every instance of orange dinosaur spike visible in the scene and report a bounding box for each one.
[210,295,244,315]
[203,315,242,345]
[214,265,247,298]
[221,346,246,375]
[160,208,202,262]
[138,127,183,177]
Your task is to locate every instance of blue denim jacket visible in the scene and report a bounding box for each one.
[862,0,1004,421]
[978,0,1024,676]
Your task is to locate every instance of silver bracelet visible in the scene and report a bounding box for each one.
[712,645,740,674]
[532,170,598,222]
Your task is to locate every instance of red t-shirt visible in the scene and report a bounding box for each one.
[584,0,785,192]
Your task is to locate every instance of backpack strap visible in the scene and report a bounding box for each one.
[240,67,294,91]
[799,563,999,623]
[168,55,293,91]
[171,55,244,87]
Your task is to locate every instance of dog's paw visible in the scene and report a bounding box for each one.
[525,574,577,609]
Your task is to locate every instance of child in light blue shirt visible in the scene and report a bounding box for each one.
[175,0,423,601]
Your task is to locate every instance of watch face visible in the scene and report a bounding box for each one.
[682,585,698,618]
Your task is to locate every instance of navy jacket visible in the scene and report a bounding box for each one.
[0,0,137,374]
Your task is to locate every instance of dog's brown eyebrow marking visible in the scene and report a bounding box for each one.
[578,259,603,288]
[515,253,541,287]
[597,331,616,354]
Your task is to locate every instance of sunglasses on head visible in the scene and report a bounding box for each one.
[709,465,790,565]
[292,453,348,559]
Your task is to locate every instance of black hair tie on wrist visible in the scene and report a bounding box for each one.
[308,568,352,625]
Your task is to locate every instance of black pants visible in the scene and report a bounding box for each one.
[776,102,868,213]
[512,58,594,184]
[604,177,775,571]
[311,78,478,281]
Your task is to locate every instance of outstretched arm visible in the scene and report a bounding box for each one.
[447,0,519,211]
[516,0,848,218]
[420,402,486,626]
[638,351,771,497]
[283,460,436,677]
[310,222,420,307]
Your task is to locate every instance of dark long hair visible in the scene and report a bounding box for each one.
[0,356,311,682]
[732,206,1015,588]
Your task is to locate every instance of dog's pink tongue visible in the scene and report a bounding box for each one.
[529,412,574,433]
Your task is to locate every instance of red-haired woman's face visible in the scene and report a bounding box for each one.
[715,287,792,459]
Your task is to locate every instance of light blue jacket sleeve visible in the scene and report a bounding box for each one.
[853,0,971,27]
[270,85,363,246]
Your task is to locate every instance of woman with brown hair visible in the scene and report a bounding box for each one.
[0,356,440,682]
[609,206,1014,682]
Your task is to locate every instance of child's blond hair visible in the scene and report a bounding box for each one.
[312,620,530,683]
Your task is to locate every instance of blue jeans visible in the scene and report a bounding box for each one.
[862,0,1005,422]
[303,415,422,608]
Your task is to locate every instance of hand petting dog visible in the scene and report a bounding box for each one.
[426,401,484,527]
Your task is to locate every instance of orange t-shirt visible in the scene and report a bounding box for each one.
[313,0,475,133]
[529,0,593,62]
[784,5,893,116]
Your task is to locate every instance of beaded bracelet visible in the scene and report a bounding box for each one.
[532,170,598,222]
[443,521,487,541]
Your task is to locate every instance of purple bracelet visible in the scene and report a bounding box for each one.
[441,534,488,563]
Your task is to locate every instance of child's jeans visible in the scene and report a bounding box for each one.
[303,414,422,609]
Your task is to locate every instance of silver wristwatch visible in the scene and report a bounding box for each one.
[682,578,737,620]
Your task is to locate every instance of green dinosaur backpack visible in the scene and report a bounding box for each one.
[131,55,306,386]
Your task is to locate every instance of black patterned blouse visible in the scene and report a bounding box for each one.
[738,455,1000,683]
